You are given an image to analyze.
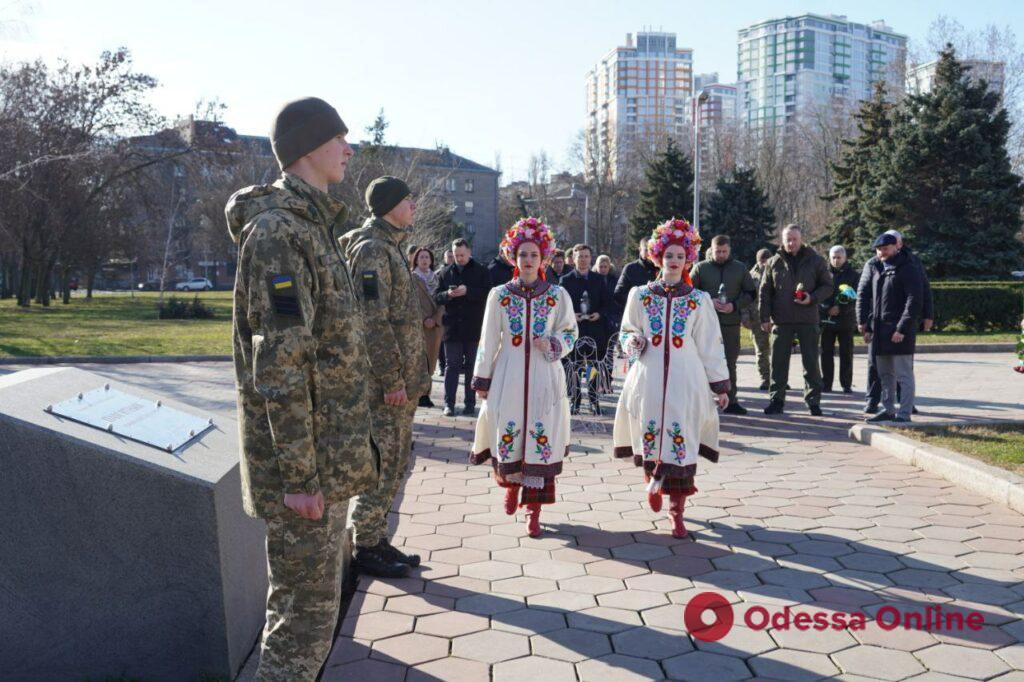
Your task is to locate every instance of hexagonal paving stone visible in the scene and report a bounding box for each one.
[428,547,490,565]
[451,629,530,664]
[339,611,414,642]
[405,656,489,682]
[415,611,489,638]
[370,632,449,666]
[597,589,669,611]
[768,620,858,653]
[492,547,552,564]
[460,560,522,581]
[748,648,840,680]
[640,604,687,632]
[568,606,643,634]
[852,619,938,651]
[585,559,650,579]
[494,655,577,682]
[492,576,558,597]
[662,650,751,681]
[610,542,673,561]
[524,559,588,580]
[916,643,1012,678]
[832,645,926,680]
[759,567,830,590]
[492,607,567,635]
[322,658,405,682]
[611,625,694,660]
[576,653,666,681]
[693,624,777,656]
[384,593,454,616]
[559,575,626,595]
[455,593,525,616]
[625,573,694,593]
[531,627,614,662]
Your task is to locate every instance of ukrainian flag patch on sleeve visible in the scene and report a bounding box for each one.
[271,274,294,290]
[267,273,300,317]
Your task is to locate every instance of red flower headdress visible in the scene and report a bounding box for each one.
[647,218,702,285]
[500,217,556,279]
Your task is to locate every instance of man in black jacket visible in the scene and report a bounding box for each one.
[820,245,859,393]
[614,237,659,308]
[434,239,490,417]
[544,249,573,283]
[487,252,515,287]
[858,233,923,422]
[860,229,934,412]
[560,244,610,414]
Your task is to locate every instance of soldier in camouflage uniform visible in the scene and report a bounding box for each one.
[227,97,378,682]
[749,248,773,390]
[340,176,431,578]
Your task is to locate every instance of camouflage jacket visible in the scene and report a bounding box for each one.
[227,173,378,519]
[339,217,431,401]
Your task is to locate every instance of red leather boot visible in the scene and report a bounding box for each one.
[647,492,663,512]
[504,485,521,516]
[668,493,687,539]
[525,503,542,537]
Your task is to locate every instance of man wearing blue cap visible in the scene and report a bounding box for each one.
[857,233,924,422]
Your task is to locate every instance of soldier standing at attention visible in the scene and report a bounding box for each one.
[226,97,379,681]
[340,176,431,578]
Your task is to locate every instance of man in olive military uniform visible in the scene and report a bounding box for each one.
[690,234,758,415]
[340,176,431,578]
[749,248,773,390]
[227,97,378,682]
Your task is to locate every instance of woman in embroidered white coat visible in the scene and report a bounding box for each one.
[613,220,730,538]
[470,219,578,537]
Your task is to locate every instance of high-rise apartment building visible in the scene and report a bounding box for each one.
[585,30,693,177]
[908,58,1005,97]
[737,14,907,131]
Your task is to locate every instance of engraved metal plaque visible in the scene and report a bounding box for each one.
[46,385,214,452]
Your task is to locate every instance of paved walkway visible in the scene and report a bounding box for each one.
[6,353,1021,680]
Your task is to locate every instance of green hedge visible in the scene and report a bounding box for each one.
[930,281,1023,332]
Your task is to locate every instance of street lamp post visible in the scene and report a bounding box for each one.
[570,184,589,245]
[693,88,710,234]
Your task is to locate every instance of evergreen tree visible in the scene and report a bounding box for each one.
[824,81,894,264]
[871,45,1024,278]
[629,138,694,246]
[703,168,776,265]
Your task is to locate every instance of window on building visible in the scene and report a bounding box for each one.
[464,179,474,193]
[465,223,476,235]
[464,201,474,215]
[445,178,456,192]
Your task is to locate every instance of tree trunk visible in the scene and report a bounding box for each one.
[86,266,97,299]
[61,266,72,305]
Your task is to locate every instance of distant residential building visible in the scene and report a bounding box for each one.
[737,14,907,131]
[907,58,1005,97]
[693,72,720,93]
[695,82,739,172]
[586,30,694,178]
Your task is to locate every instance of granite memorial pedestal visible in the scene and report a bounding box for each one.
[0,367,267,681]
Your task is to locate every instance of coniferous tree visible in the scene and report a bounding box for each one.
[629,139,694,246]
[702,168,776,265]
[823,81,894,264]
[871,45,1024,278]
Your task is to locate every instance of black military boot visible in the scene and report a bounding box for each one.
[382,539,421,568]
[354,543,410,578]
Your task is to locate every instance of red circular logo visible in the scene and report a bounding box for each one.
[684,591,734,641]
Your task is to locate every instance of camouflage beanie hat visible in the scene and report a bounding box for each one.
[271,97,348,170]
[366,176,412,217]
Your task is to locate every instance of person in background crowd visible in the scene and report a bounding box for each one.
[545,248,572,282]
[560,244,611,415]
[411,246,444,407]
[594,253,620,388]
[434,239,490,417]
[690,234,757,415]
[820,245,858,394]
[488,249,515,287]
[437,247,454,377]
[860,229,934,414]
[858,233,923,422]
[442,249,455,268]
[566,249,576,272]
[594,254,618,294]
[614,237,659,308]
[758,224,834,416]
[748,248,773,390]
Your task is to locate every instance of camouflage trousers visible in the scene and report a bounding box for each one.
[257,501,348,682]
[353,401,417,548]
[751,324,771,383]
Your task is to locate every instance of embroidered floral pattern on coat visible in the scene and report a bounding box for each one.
[670,293,701,349]
[498,421,520,460]
[530,421,553,462]
[642,419,658,458]
[639,287,664,347]
[499,288,525,347]
[668,422,686,463]
[530,291,556,337]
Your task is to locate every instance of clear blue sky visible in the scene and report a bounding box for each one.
[2,0,1022,180]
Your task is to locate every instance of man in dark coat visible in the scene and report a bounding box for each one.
[758,224,834,415]
[614,237,659,308]
[690,234,758,414]
[487,252,515,287]
[860,229,934,413]
[434,238,490,417]
[544,248,573,283]
[858,233,923,422]
[820,245,859,393]
[560,244,610,414]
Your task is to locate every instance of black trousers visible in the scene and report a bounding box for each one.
[443,339,478,409]
[820,325,854,391]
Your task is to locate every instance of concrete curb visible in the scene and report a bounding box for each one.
[738,342,1013,356]
[0,355,231,366]
[849,422,1024,515]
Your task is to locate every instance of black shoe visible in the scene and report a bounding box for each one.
[354,545,410,578]
[381,539,421,568]
[759,380,770,390]
[809,405,823,416]
[764,402,784,415]
[893,416,912,423]
[442,406,455,417]
[723,403,748,415]
[866,412,896,423]
[912,407,920,415]
[462,405,477,417]
[822,387,833,394]
[863,403,879,414]
[842,387,853,394]
[418,395,435,408]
